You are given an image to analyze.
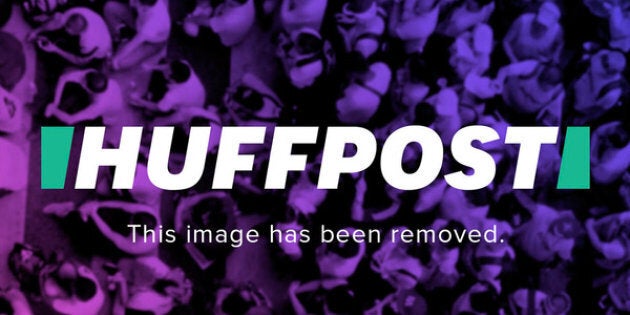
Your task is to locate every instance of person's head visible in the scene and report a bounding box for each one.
[169,60,192,84]
[65,13,87,36]
[537,64,563,90]
[8,243,44,280]
[337,81,380,122]
[472,23,493,55]
[85,71,109,93]
[57,261,79,280]
[548,213,581,240]
[543,293,571,314]
[600,50,627,76]
[466,0,493,12]
[413,102,437,126]
[534,2,561,31]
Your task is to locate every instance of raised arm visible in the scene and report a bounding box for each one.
[28,12,67,40]
[52,48,97,66]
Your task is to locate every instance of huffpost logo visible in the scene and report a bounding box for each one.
[40,126,591,191]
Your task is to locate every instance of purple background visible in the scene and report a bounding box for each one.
[0,0,630,314]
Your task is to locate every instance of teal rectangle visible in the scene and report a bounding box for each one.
[557,127,590,189]
[41,127,74,189]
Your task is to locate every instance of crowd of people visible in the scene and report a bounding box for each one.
[1,0,630,313]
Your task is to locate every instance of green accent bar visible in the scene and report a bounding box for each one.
[41,127,74,189]
[557,127,590,189]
